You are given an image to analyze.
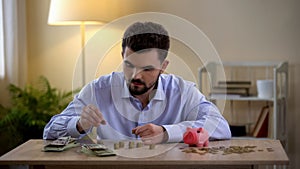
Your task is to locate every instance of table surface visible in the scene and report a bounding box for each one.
[0,139,289,166]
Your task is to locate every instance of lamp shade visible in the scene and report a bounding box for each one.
[48,0,116,25]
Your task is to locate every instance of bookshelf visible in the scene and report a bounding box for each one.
[198,61,288,149]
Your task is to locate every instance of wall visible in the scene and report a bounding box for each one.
[26,0,299,168]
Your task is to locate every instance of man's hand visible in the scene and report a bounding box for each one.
[132,123,168,144]
[76,104,106,133]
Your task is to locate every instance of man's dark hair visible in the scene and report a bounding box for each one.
[122,22,170,62]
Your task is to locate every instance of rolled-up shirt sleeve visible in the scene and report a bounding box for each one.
[43,83,94,140]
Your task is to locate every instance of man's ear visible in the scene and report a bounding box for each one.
[160,60,169,73]
[121,51,124,58]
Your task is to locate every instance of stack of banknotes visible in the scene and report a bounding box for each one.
[43,136,79,152]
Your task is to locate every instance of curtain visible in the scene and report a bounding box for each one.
[0,0,27,106]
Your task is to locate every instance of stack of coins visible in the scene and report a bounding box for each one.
[119,141,125,148]
[136,142,143,148]
[114,143,119,150]
[129,141,135,149]
[149,144,155,150]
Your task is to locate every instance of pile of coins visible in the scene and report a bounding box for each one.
[181,145,274,155]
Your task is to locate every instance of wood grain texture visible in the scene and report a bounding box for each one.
[0,139,289,168]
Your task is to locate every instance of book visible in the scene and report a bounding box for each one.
[210,81,252,96]
[252,105,270,137]
[210,87,250,96]
[218,81,251,85]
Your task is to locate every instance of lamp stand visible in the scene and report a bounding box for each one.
[80,22,86,86]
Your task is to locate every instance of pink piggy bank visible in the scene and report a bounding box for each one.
[183,127,209,147]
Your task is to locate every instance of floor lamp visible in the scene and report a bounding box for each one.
[48,0,109,86]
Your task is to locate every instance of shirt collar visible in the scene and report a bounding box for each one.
[121,80,131,98]
[121,76,166,101]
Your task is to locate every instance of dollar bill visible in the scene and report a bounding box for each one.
[43,136,79,152]
[81,143,116,157]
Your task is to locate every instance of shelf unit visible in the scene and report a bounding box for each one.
[198,61,288,149]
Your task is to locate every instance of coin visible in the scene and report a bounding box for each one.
[149,144,156,150]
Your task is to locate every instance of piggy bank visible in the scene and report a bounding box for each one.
[183,127,209,147]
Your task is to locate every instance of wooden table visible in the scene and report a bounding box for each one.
[0,139,289,169]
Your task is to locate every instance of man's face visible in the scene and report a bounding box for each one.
[122,47,168,96]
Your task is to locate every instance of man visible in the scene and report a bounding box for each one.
[43,22,231,144]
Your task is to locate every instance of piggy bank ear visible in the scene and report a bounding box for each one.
[186,127,192,131]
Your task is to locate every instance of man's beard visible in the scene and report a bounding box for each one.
[128,77,158,96]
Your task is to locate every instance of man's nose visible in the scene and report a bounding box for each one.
[131,67,143,79]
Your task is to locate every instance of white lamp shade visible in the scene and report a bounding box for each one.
[48,0,117,25]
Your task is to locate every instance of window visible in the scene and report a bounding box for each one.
[0,0,5,79]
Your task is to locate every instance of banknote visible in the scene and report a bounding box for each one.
[81,143,116,157]
[43,136,79,152]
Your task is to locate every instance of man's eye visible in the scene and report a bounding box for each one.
[125,62,134,68]
[143,68,155,72]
